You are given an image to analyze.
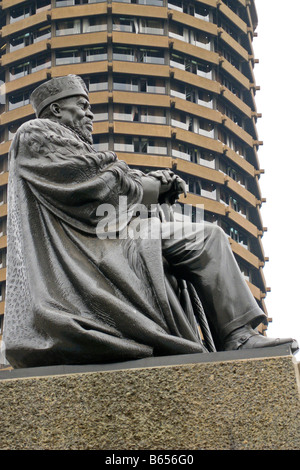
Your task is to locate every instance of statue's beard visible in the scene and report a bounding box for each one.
[72,121,93,145]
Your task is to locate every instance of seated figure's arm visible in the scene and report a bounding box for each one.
[14,120,143,231]
[141,170,187,205]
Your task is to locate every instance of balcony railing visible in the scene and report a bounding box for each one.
[113,83,139,92]
[198,128,214,139]
[113,113,133,121]
[171,149,190,161]
[114,143,135,152]
[93,113,109,122]
[171,119,188,130]
[147,146,167,155]
[198,98,213,109]
[140,115,166,124]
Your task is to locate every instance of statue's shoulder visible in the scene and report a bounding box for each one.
[18,118,62,137]
[12,119,78,160]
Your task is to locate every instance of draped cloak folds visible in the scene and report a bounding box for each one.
[3,118,204,368]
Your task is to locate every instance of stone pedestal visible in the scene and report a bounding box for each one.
[0,347,299,450]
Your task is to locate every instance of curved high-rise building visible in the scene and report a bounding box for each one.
[0,0,270,363]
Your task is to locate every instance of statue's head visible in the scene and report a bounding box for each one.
[30,75,94,144]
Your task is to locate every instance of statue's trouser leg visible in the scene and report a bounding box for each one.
[161,221,267,344]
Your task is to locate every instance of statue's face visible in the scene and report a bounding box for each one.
[56,95,94,144]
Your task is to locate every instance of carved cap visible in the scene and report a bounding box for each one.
[30,75,89,117]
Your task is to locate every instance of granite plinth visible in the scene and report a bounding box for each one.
[0,347,299,450]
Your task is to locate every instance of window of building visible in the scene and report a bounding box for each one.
[0,43,6,59]
[112,47,165,64]
[114,105,166,124]
[140,107,166,124]
[230,227,248,248]
[218,17,240,42]
[55,49,81,65]
[188,178,201,196]
[0,72,5,114]
[56,0,81,5]
[9,61,31,81]
[172,142,192,161]
[204,212,218,224]
[119,137,167,155]
[200,181,216,200]
[36,0,52,13]
[169,22,185,41]
[9,1,51,23]
[199,150,215,169]
[56,0,106,6]
[138,138,167,155]
[113,75,138,92]
[10,26,51,52]
[220,73,241,99]
[113,17,136,33]
[56,17,107,36]
[0,189,5,206]
[138,48,165,65]
[114,136,135,153]
[87,75,108,92]
[85,47,107,62]
[198,119,214,138]
[0,249,6,269]
[168,1,210,21]
[190,30,211,50]
[170,53,212,78]
[115,0,163,5]
[237,261,250,282]
[56,48,108,66]
[0,130,5,145]
[0,219,7,238]
[34,26,52,43]
[186,178,216,200]
[198,90,213,108]
[113,47,135,62]
[170,81,185,99]
[93,134,109,152]
[10,32,31,51]
[0,155,8,174]
[226,165,246,187]
[92,104,108,121]
[32,54,51,73]
[8,90,31,110]
[0,283,4,303]
[113,104,133,122]
[140,77,165,94]
[171,111,188,130]
[83,17,107,33]
[217,45,240,70]
[139,18,164,35]
[10,5,30,23]
[9,54,51,80]
[56,20,81,36]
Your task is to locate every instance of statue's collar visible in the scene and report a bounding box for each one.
[59,122,94,149]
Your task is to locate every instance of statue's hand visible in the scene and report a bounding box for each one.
[173,175,187,198]
[146,169,175,191]
[145,170,187,204]
[157,174,187,204]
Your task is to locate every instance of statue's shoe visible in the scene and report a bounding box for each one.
[224,326,299,354]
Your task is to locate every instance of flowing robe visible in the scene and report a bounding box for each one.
[3,119,203,368]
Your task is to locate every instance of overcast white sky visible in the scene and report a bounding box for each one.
[253,0,300,354]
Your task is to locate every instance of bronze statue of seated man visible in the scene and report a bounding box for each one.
[3,75,298,368]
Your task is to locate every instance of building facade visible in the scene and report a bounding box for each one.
[0,0,270,365]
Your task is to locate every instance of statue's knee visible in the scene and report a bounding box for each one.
[205,223,227,242]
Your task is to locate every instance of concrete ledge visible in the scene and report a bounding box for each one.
[0,348,300,450]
